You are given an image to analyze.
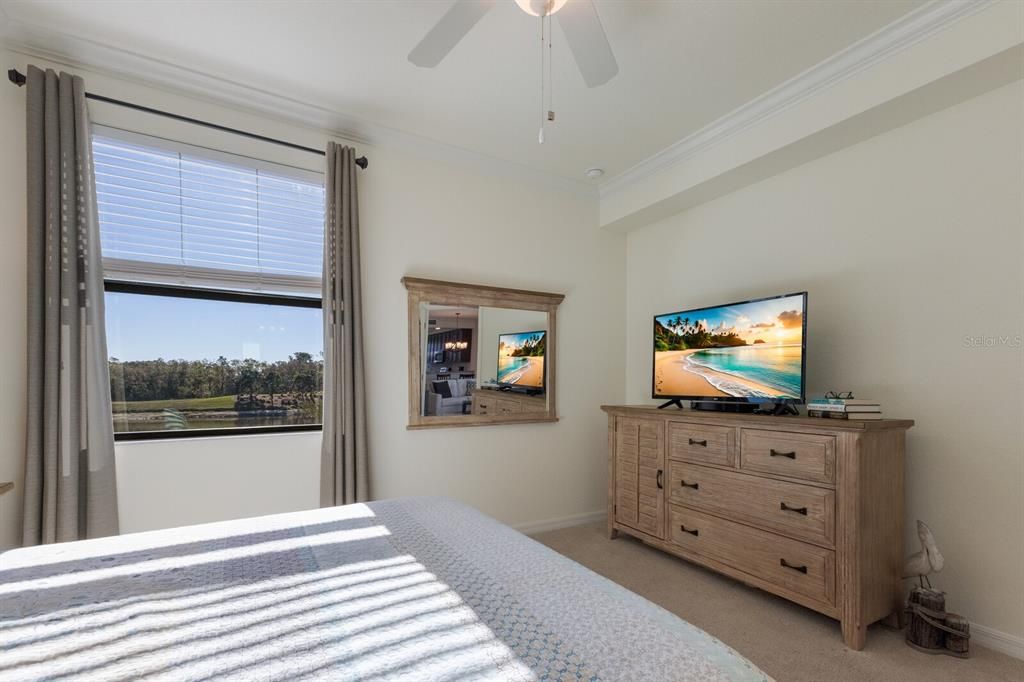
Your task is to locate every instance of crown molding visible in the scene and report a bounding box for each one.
[599,0,998,199]
[0,19,598,200]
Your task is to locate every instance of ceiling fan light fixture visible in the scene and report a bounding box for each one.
[515,0,569,17]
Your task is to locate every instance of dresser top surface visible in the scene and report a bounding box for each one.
[474,386,546,401]
[601,405,913,431]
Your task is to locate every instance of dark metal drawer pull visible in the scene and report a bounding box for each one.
[780,502,808,515]
[769,449,796,459]
[780,558,808,574]
[688,438,708,447]
[680,480,699,490]
[680,525,699,536]
[656,469,663,489]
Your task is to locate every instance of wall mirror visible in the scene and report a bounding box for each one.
[402,277,563,429]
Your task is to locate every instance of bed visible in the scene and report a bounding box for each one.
[0,497,769,681]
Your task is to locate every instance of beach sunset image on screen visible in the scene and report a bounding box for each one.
[654,294,805,400]
[497,331,546,389]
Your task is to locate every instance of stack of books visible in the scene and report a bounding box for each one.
[806,398,882,420]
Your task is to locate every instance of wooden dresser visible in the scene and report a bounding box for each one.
[602,405,913,650]
[471,387,546,416]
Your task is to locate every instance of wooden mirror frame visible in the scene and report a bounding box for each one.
[403,277,564,429]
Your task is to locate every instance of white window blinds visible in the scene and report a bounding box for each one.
[93,131,325,294]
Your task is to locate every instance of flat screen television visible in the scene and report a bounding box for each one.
[497,330,546,391]
[653,292,807,405]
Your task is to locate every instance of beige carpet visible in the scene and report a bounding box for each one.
[532,522,1023,682]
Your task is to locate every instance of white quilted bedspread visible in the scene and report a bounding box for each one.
[0,497,769,681]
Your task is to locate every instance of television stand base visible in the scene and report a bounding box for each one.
[657,399,685,410]
[754,402,800,416]
[691,401,758,413]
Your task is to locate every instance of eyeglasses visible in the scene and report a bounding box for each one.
[825,391,854,399]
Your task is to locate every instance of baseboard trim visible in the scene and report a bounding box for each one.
[514,510,605,536]
[972,623,1024,660]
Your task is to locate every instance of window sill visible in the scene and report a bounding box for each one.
[114,424,322,442]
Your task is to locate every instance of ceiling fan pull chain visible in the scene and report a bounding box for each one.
[539,12,545,144]
[547,11,554,124]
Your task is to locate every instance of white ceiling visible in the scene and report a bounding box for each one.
[0,0,925,183]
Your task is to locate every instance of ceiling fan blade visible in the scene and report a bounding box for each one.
[408,0,498,68]
[555,0,618,88]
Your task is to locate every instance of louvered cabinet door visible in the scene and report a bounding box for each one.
[615,417,666,539]
[614,419,640,529]
[635,418,666,538]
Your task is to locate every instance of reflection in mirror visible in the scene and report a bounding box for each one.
[422,304,478,417]
[469,306,549,418]
[420,305,550,418]
[477,307,547,392]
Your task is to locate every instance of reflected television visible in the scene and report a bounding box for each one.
[497,330,546,391]
[652,292,807,404]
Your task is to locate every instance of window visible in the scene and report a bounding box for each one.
[94,130,326,438]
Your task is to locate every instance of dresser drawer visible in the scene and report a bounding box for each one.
[668,422,735,467]
[668,462,835,546]
[669,505,835,606]
[740,429,835,485]
[474,396,493,415]
[495,399,522,414]
[521,400,547,413]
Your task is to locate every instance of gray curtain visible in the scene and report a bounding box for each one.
[320,143,368,506]
[22,66,119,544]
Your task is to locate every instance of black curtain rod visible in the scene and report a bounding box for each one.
[7,68,367,169]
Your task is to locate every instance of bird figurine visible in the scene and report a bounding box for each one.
[903,520,945,587]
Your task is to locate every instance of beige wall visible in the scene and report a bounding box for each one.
[625,81,1024,641]
[0,47,28,549]
[0,47,624,542]
[114,432,322,534]
[363,148,622,527]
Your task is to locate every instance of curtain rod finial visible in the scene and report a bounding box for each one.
[8,69,27,86]
[355,156,368,170]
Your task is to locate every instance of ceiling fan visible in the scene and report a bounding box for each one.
[408,0,619,89]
